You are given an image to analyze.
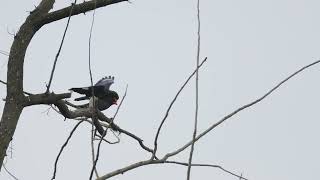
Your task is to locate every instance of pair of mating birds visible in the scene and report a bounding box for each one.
[70,76,119,111]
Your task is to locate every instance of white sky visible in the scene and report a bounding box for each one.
[1,0,320,179]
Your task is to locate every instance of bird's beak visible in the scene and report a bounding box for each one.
[113,99,118,105]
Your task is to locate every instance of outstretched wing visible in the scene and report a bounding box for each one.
[95,76,114,91]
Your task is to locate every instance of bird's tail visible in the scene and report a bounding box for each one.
[69,87,90,95]
[74,96,89,101]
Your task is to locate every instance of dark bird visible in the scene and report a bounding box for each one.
[69,76,119,111]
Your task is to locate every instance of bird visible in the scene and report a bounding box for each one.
[69,76,119,111]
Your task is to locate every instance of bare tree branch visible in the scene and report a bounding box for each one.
[37,0,128,27]
[187,0,201,178]
[97,158,247,180]
[0,50,9,56]
[2,158,19,180]
[97,159,156,180]
[51,120,84,180]
[88,1,99,178]
[95,133,120,144]
[91,120,100,179]
[164,59,320,159]
[23,93,71,106]
[112,85,128,123]
[0,80,33,96]
[20,91,153,154]
[153,57,208,158]
[165,160,248,180]
[46,0,77,92]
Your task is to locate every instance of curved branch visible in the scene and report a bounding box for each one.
[153,57,207,157]
[37,0,128,27]
[164,60,320,159]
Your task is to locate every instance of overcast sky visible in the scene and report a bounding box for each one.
[1,0,320,179]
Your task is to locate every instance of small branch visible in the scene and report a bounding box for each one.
[0,80,33,96]
[153,57,207,157]
[187,0,201,178]
[97,158,247,180]
[89,129,105,180]
[88,0,97,109]
[112,84,128,123]
[51,120,84,180]
[23,92,71,106]
[95,133,120,144]
[164,59,320,159]
[46,0,77,92]
[90,120,100,179]
[88,2,99,178]
[165,161,248,180]
[97,159,156,180]
[2,159,19,180]
[0,50,9,56]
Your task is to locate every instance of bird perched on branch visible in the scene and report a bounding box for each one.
[69,76,119,111]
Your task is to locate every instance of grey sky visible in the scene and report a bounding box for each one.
[1,0,320,179]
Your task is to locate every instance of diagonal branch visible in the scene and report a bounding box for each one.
[0,50,9,56]
[153,57,207,157]
[51,120,84,180]
[164,59,320,159]
[46,0,77,92]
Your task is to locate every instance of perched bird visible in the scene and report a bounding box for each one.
[69,76,119,111]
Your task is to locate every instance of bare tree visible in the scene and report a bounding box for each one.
[1,1,320,180]
[0,0,128,171]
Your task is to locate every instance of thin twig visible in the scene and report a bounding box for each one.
[164,59,320,159]
[0,79,33,96]
[95,133,120,144]
[0,50,9,56]
[2,159,19,180]
[165,161,248,180]
[91,119,99,178]
[90,85,128,179]
[51,120,84,180]
[187,0,201,179]
[88,0,96,108]
[153,57,208,158]
[112,84,128,123]
[88,1,98,179]
[46,0,77,93]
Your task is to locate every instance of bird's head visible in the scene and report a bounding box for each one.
[109,91,119,105]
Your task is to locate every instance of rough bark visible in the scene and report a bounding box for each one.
[0,0,55,167]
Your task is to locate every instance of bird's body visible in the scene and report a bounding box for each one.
[70,76,119,111]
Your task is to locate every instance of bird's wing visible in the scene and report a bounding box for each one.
[95,76,115,91]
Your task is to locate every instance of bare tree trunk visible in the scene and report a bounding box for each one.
[0,0,55,169]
